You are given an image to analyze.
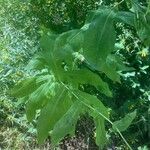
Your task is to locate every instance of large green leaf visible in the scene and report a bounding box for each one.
[112,110,137,132]
[51,101,83,146]
[83,8,116,70]
[37,86,72,144]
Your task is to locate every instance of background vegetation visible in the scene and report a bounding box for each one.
[0,0,150,149]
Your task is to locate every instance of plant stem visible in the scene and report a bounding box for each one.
[61,82,133,150]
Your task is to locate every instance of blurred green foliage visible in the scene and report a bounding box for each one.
[30,0,101,32]
[0,0,40,149]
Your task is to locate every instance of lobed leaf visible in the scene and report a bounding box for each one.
[37,86,72,144]
[74,90,109,147]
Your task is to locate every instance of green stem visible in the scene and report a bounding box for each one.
[61,82,133,150]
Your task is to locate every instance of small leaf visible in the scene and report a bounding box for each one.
[112,110,137,132]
